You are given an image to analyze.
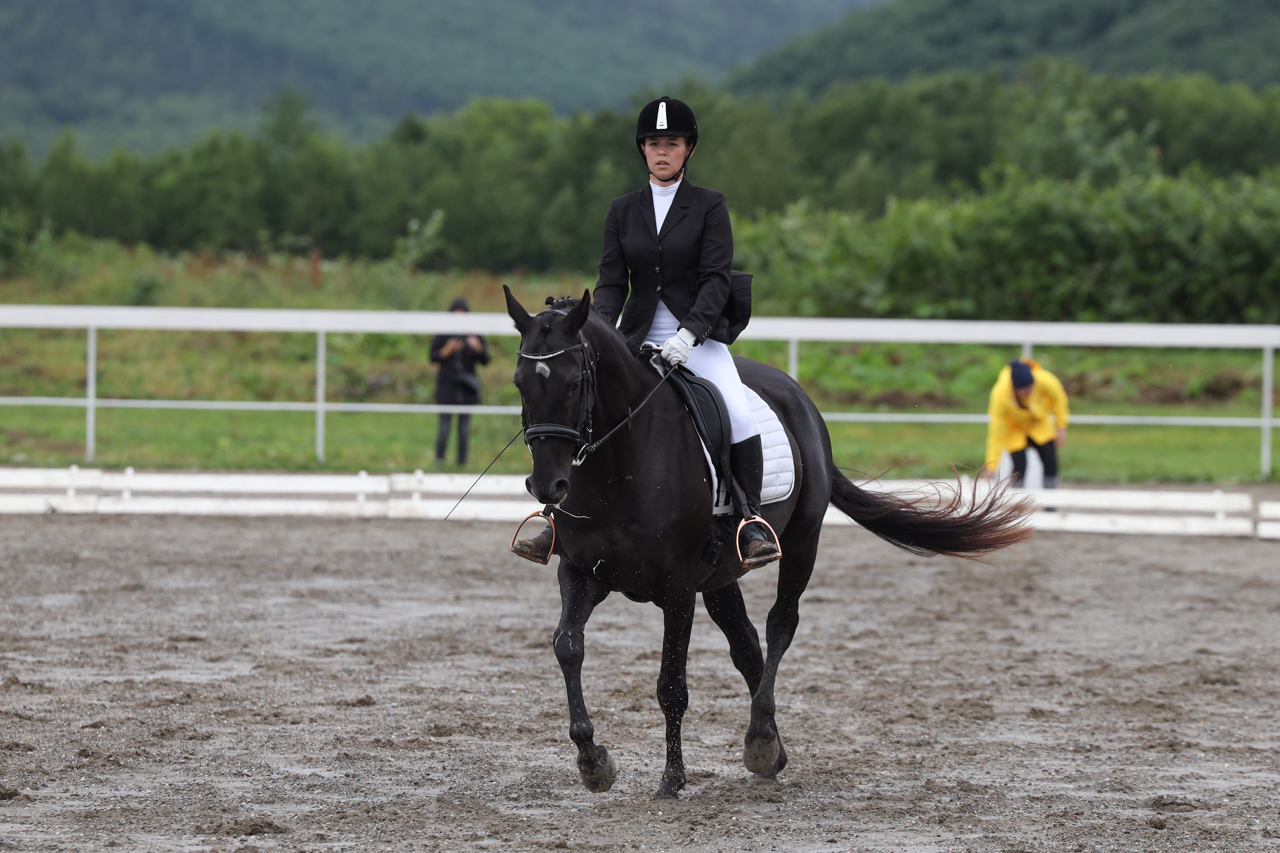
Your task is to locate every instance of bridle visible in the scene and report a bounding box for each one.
[517,308,599,466]
[517,307,674,467]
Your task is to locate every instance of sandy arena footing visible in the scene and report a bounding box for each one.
[1,515,1278,851]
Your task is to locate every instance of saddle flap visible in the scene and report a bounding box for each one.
[665,365,732,492]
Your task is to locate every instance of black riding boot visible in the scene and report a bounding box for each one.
[730,435,780,570]
[512,523,555,563]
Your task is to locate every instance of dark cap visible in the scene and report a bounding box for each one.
[636,97,698,151]
[448,298,470,312]
[1009,360,1034,389]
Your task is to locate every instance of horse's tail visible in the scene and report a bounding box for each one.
[829,470,1034,558]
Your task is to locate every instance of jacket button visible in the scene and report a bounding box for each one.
[654,266,660,274]
[656,286,662,293]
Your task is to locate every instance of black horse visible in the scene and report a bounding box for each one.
[505,288,1033,800]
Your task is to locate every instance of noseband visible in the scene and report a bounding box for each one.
[517,308,598,465]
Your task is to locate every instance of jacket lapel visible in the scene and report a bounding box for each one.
[657,180,692,241]
[640,186,658,242]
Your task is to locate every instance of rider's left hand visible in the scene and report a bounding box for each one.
[661,328,697,366]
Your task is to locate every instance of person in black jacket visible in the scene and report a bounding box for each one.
[514,96,779,570]
[430,298,489,466]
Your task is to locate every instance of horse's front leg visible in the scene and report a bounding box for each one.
[553,558,615,793]
[653,590,696,799]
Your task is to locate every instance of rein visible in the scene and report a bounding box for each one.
[571,358,674,466]
[518,310,673,467]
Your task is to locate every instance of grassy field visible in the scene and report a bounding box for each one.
[2,404,1270,485]
[0,237,1275,482]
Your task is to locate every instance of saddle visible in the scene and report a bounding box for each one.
[665,365,732,501]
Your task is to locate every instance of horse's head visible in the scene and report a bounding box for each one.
[505,286,595,505]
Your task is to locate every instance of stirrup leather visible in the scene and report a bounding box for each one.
[735,515,782,569]
[510,508,556,565]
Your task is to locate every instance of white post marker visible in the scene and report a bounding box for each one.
[1263,345,1274,478]
[86,327,97,463]
[315,331,327,463]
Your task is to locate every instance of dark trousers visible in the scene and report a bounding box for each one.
[435,412,471,464]
[1011,437,1058,484]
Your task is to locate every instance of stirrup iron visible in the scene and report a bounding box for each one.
[736,515,781,570]
[510,506,556,565]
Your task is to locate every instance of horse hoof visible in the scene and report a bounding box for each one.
[743,736,780,775]
[578,749,618,793]
[651,767,686,800]
[652,779,683,800]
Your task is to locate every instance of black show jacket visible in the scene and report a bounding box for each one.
[593,180,733,351]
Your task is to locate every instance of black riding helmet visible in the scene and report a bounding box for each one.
[636,96,698,182]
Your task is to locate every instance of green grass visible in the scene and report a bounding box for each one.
[2,404,1272,485]
[829,423,1272,484]
[0,406,530,473]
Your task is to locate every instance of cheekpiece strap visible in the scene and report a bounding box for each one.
[517,307,596,451]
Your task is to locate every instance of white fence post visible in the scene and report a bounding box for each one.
[1264,346,1275,478]
[315,331,326,463]
[787,338,799,380]
[86,327,97,463]
[1022,341,1034,359]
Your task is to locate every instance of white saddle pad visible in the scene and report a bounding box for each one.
[707,387,796,515]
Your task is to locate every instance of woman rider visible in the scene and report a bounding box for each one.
[513,95,780,570]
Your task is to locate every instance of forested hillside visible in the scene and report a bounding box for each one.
[732,0,1280,97]
[0,0,871,158]
[6,64,1280,326]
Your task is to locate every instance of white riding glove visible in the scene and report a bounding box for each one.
[661,327,697,366]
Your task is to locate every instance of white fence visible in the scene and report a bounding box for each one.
[0,305,1275,474]
[0,466,1270,539]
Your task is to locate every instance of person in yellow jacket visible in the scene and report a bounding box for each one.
[983,358,1069,488]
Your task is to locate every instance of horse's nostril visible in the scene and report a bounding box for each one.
[526,475,570,504]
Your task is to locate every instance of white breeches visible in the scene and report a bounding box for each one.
[646,302,756,443]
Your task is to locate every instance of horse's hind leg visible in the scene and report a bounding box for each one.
[744,532,819,780]
[553,559,616,793]
[703,582,764,696]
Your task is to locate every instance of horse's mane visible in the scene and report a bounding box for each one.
[542,295,631,354]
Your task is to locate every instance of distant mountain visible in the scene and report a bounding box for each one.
[0,0,874,158]
[731,0,1280,97]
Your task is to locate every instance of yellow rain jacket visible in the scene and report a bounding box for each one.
[984,359,1069,472]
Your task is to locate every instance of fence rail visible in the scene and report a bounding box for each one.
[0,305,1275,473]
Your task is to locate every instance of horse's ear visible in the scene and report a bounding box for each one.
[504,285,532,334]
[564,289,592,335]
